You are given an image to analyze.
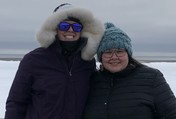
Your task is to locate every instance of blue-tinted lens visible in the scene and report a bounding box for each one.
[58,22,83,32]
[72,23,83,32]
[58,22,70,31]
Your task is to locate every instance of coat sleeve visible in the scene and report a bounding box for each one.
[153,69,176,119]
[5,54,33,119]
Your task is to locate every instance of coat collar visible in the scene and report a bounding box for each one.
[48,37,87,57]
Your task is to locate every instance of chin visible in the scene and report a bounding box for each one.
[62,39,74,41]
[108,68,120,73]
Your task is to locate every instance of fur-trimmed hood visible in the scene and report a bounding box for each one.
[36,4,105,61]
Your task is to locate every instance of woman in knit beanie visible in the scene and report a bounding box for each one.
[83,22,176,119]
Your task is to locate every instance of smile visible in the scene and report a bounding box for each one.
[65,35,74,39]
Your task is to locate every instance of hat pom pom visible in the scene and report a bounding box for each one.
[105,22,115,29]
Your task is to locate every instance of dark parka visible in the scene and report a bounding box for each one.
[5,4,105,119]
[5,39,96,119]
[84,63,176,119]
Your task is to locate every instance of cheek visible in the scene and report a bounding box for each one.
[57,31,64,38]
[76,33,81,38]
[57,30,61,35]
[102,61,113,71]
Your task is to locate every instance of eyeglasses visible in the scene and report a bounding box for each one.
[102,49,126,58]
[58,22,83,32]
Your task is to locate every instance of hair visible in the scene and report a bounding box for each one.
[128,56,144,68]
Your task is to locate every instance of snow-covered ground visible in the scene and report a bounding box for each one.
[0,60,176,118]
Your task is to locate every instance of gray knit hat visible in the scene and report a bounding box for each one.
[97,22,132,61]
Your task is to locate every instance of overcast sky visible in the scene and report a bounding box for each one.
[0,0,176,56]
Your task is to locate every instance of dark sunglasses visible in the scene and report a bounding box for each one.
[58,22,83,32]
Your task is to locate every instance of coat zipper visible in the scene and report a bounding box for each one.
[69,71,72,76]
[106,77,114,119]
[67,55,76,77]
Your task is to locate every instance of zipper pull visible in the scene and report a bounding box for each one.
[69,71,72,76]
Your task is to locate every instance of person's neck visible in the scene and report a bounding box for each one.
[60,40,79,52]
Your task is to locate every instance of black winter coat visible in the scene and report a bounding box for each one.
[83,65,176,119]
[5,39,96,119]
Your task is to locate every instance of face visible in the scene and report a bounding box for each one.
[57,20,82,41]
[101,49,129,73]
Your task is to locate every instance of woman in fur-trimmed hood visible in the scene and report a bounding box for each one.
[36,3,104,60]
[5,3,105,119]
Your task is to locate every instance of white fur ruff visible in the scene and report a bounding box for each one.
[36,7,105,61]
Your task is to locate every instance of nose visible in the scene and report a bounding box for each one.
[67,26,74,32]
[111,52,118,59]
